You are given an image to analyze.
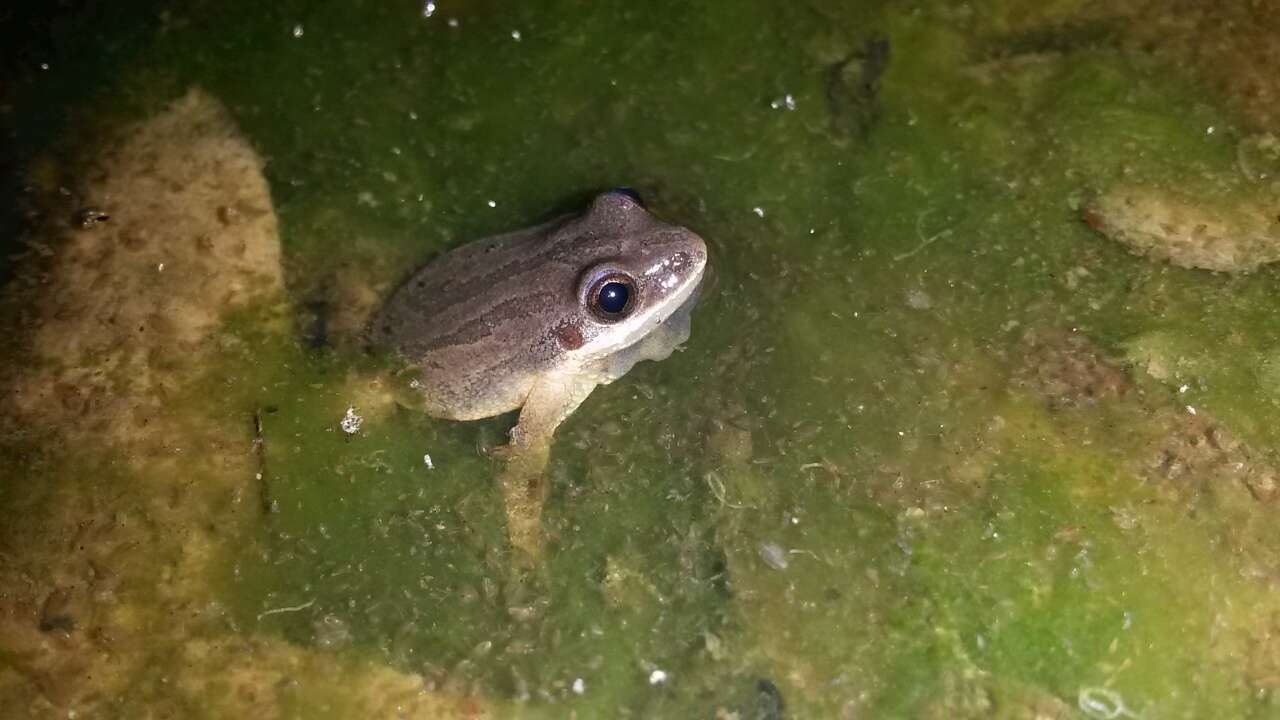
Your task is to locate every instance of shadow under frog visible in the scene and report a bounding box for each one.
[370,189,707,558]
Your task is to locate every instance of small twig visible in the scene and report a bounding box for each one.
[256,598,315,621]
[704,470,753,510]
[894,209,953,261]
[253,409,274,515]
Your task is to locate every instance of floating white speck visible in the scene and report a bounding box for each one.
[1186,405,1197,416]
[511,30,522,41]
[572,678,585,695]
[422,1,436,18]
[1178,384,1189,393]
[40,63,49,71]
[291,24,304,38]
[156,263,165,272]
[752,206,765,218]
[447,17,459,28]
[759,542,789,570]
[648,669,667,685]
[1206,126,1215,135]
[770,93,797,111]
[423,454,434,470]
[340,406,363,435]
[905,288,932,310]
[1077,686,1137,719]
[487,200,497,208]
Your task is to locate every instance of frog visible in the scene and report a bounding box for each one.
[372,188,708,455]
[372,189,707,557]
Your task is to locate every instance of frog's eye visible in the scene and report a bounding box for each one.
[588,273,637,321]
[609,187,645,208]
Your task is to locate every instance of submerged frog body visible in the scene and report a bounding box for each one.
[372,190,707,450]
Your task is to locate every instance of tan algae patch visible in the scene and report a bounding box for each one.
[1082,184,1280,272]
[0,89,488,718]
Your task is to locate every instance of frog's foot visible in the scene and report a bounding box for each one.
[485,425,545,461]
[486,441,520,462]
[493,375,600,559]
[497,443,551,560]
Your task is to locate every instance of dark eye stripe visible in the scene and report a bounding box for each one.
[409,291,558,354]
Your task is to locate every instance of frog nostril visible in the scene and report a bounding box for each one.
[609,187,645,207]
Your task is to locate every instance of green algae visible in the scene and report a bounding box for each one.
[5,0,1280,717]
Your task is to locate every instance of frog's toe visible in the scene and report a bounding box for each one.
[487,442,519,461]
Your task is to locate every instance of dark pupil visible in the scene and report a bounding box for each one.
[597,282,630,314]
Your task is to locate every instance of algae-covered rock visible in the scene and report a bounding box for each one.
[1082,184,1280,272]
[0,89,489,719]
[0,87,288,716]
[6,87,284,453]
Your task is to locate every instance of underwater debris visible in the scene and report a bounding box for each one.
[826,36,891,141]
[72,207,109,228]
[1147,412,1280,503]
[1236,133,1280,183]
[340,406,364,435]
[1077,686,1138,719]
[752,679,786,720]
[253,408,278,514]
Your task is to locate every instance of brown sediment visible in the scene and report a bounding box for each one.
[1013,329,1280,507]
[983,1,1280,135]
[1014,329,1134,410]
[1146,410,1280,504]
[1125,0,1280,133]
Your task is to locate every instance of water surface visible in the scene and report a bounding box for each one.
[3,1,1280,717]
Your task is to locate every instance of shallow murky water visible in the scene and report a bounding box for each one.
[4,1,1280,717]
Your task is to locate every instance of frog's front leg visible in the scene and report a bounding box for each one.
[498,374,600,558]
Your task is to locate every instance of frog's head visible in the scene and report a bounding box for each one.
[554,189,708,359]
